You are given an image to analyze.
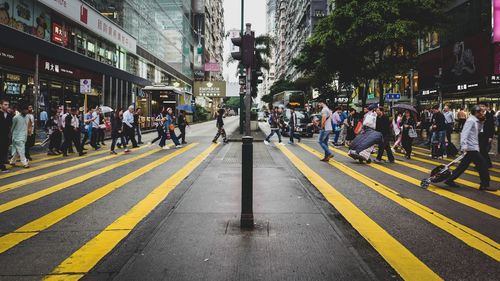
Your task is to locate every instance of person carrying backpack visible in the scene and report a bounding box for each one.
[264,107,284,145]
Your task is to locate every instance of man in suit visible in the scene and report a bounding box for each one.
[0,99,13,172]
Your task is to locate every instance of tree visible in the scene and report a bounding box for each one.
[224,97,240,109]
[294,0,451,106]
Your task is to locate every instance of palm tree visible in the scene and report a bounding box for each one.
[226,34,275,97]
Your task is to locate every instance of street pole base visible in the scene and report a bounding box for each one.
[240,213,254,229]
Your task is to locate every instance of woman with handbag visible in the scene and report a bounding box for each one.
[401,110,417,159]
[159,108,182,149]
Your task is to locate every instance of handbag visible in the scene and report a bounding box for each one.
[169,124,176,131]
[354,121,363,135]
[408,127,417,138]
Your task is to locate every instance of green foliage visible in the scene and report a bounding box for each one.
[193,104,209,122]
[224,97,241,109]
[293,0,451,105]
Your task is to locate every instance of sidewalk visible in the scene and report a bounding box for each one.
[111,141,394,280]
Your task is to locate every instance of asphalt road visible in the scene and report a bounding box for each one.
[260,123,500,281]
[0,117,498,281]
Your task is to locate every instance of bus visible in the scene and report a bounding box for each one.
[272,91,305,109]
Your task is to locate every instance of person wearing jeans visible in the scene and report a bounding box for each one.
[264,107,284,145]
[288,107,301,144]
[122,106,138,148]
[445,105,494,191]
[430,105,447,158]
[318,101,333,162]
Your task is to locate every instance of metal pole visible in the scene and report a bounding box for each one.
[410,69,414,106]
[239,0,245,134]
[241,135,254,228]
[245,66,252,136]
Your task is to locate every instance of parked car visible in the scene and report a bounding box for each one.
[281,109,314,137]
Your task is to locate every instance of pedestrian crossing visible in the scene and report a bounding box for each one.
[276,141,500,280]
[0,142,220,280]
[412,145,500,167]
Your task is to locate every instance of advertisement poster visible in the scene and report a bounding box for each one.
[33,2,51,41]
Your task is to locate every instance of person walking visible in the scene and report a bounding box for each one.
[444,105,494,191]
[374,106,395,163]
[430,105,447,158]
[0,99,13,172]
[123,106,139,148]
[10,105,30,168]
[212,108,228,145]
[110,108,128,154]
[151,109,166,145]
[47,107,62,155]
[479,103,495,168]
[443,105,454,144]
[62,108,86,157]
[318,101,334,162]
[401,110,416,159]
[39,109,48,129]
[81,108,96,151]
[345,108,358,146]
[134,108,143,145]
[331,107,342,146]
[391,112,403,153]
[98,108,106,146]
[177,110,188,144]
[457,108,467,132]
[24,105,35,161]
[421,108,432,145]
[160,108,182,149]
[90,107,102,150]
[264,107,284,145]
[288,107,301,144]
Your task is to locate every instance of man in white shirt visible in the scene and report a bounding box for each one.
[318,100,333,162]
[39,109,48,129]
[25,105,35,161]
[444,105,493,191]
[123,106,138,148]
[91,107,101,149]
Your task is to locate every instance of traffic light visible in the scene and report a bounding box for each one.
[231,34,255,67]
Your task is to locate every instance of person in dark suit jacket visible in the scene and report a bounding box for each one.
[479,103,495,168]
[0,99,13,172]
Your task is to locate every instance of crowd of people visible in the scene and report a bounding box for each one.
[314,100,498,191]
[0,98,193,173]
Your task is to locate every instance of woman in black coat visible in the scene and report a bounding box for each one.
[110,108,127,154]
[401,110,416,159]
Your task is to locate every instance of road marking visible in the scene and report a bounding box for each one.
[392,151,500,183]
[413,146,500,167]
[0,144,196,255]
[409,149,500,174]
[276,144,442,281]
[0,148,116,180]
[0,147,170,213]
[332,147,499,196]
[299,144,500,262]
[326,148,499,218]
[44,143,219,280]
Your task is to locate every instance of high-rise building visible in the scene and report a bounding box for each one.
[0,0,195,119]
[193,0,225,82]
[263,0,276,97]
[274,0,328,81]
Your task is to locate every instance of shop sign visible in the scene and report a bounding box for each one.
[421,89,438,96]
[333,97,349,104]
[43,60,73,75]
[51,22,68,46]
[193,81,226,98]
[457,83,479,91]
[204,63,221,72]
[80,79,91,94]
[490,75,500,85]
[0,46,35,69]
[38,0,137,53]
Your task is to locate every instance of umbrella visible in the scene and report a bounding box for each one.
[100,106,113,114]
[392,104,417,114]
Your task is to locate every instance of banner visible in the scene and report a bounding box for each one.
[194,81,226,98]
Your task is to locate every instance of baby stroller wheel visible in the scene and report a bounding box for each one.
[358,159,364,164]
[420,179,430,189]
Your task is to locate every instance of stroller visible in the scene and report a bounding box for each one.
[420,153,466,189]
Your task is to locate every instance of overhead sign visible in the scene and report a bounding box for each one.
[385,93,401,100]
[204,63,221,72]
[80,79,91,94]
[334,97,349,104]
[38,0,137,53]
[193,81,226,98]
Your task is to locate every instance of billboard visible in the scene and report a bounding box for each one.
[194,81,226,98]
[494,0,500,42]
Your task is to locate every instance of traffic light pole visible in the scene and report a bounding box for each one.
[239,0,245,134]
[240,27,254,229]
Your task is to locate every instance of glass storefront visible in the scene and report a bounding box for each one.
[0,70,35,106]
